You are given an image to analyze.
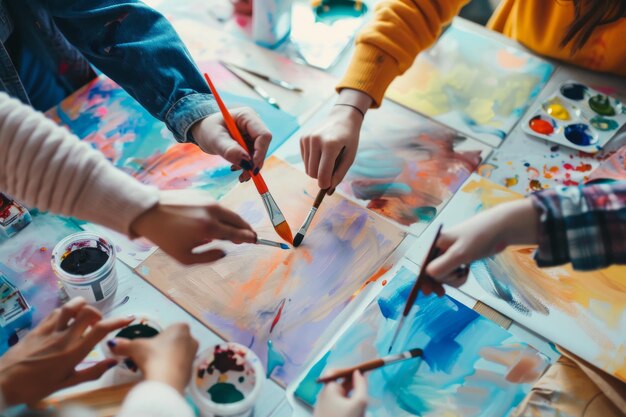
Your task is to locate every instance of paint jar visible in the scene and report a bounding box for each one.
[0,193,31,239]
[51,232,117,304]
[190,342,264,417]
[252,0,292,48]
[100,315,163,372]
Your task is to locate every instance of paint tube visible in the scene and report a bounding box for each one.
[51,232,117,304]
[252,0,292,48]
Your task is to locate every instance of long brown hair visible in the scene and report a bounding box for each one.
[561,0,626,52]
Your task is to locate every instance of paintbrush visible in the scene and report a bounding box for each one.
[316,348,423,383]
[221,61,303,92]
[293,148,345,247]
[204,73,293,244]
[220,62,280,109]
[387,225,446,354]
[192,237,290,255]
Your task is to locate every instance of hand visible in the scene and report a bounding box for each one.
[313,371,368,417]
[191,107,272,182]
[108,324,199,394]
[426,199,540,286]
[131,202,257,265]
[0,297,132,406]
[301,90,372,192]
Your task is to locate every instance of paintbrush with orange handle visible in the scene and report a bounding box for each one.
[317,348,423,383]
[204,73,293,243]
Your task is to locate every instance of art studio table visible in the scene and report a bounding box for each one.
[2,3,626,417]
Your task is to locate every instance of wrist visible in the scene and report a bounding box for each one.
[336,89,372,114]
[130,204,159,240]
[144,366,186,394]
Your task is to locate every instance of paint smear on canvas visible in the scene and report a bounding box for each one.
[386,24,553,147]
[136,157,406,386]
[450,176,626,381]
[337,101,490,233]
[295,266,550,416]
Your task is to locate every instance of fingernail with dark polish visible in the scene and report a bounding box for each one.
[107,339,116,349]
[253,167,260,175]
[240,160,252,171]
[230,165,238,171]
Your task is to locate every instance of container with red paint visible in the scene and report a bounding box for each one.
[0,193,31,239]
[523,80,626,153]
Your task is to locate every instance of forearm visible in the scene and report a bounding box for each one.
[531,182,626,270]
[0,92,158,235]
[117,381,194,417]
[337,0,469,107]
[45,0,218,141]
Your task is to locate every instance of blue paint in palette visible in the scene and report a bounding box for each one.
[564,123,596,146]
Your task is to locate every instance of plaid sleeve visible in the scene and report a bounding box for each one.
[530,181,626,271]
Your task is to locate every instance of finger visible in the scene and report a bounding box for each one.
[107,337,135,357]
[62,358,118,388]
[300,137,310,174]
[426,242,469,280]
[209,205,254,231]
[188,249,227,265]
[235,109,272,170]
[230,164,241,171]
[55,297,88,331]
[341,376,354,394]
[351,370,368,400]
[329,150,356,189]
[239,172,251,182]
[307,139,322,180]
[317,146,341,190]
[80,317,134,354]
[66,305,102,338]
[210,222,257,244]
[325,381,346,397]
[212,134,252,167]
[438,266,469,287]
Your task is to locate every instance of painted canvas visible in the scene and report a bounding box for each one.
[420,174,626,382]
[278,100,492,235]
[136,157,406,386]
[0,212,81,325]
[386,21,554,147]
[295,266,551,417]
[47,66,299,267]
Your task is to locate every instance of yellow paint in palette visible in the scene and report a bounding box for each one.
[543,100,571,121]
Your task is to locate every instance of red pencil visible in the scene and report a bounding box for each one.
[203,73,292,243]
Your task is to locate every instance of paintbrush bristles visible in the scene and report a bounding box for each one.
[274,221,293,244]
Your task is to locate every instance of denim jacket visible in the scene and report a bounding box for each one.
[0,0,218,141]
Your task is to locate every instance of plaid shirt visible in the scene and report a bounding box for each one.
[531,181,626,271]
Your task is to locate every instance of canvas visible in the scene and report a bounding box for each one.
[278,100,491,235]
[413,174,626,382]
[295,265,551,417]
[136,157,406,386]
[0,212,81,325]
[47,67,299,267]
[386,21,554,147]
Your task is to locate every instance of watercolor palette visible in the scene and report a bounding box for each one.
[523,81,626,153]
[295,266,551,416]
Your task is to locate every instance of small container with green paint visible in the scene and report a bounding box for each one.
[100,315,163,372]
[190,342,264,417]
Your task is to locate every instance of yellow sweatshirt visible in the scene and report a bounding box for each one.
[339,0,626,107]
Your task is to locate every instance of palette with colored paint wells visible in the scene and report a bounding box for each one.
[523,81,626,153]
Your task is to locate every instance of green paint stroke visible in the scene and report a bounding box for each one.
[207,383,244,404]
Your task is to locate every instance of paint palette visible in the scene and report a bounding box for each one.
[523,80,626,153]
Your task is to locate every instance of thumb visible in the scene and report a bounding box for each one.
[62,358,118,388]
[107,337,136,357]
[426,242,467,280]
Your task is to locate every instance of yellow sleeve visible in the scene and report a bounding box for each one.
[337,0,469,107]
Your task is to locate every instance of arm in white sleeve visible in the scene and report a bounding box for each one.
[0,92,158,235]
[117,381,195,417]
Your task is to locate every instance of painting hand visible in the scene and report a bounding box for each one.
[0,297,132,406]
[131,202,257,265]
[191,107,272,176]
[426,199,540,286]
[301,89,371,192]
[313,371,368,417]
[108,324,198,394]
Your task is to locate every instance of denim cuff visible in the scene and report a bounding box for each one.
[164,93,219,142]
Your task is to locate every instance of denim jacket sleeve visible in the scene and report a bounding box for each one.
[38,0,218,141]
